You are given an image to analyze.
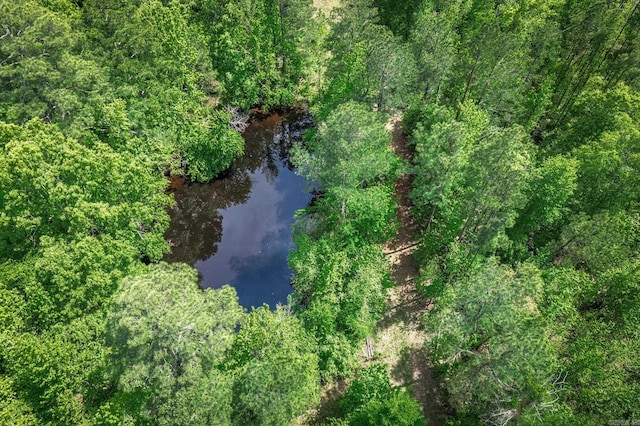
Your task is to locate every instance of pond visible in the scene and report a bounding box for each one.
[164,110,313,309]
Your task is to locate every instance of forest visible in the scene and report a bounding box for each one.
[0,0,639,424]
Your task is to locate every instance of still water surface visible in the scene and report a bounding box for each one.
[164,111,312,309]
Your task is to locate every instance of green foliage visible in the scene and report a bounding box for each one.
[552,78,640,152]
[376,0,425,40]
[0,376,37,426]
[552,211,640,274]
[0,314,110,425]
[347,391,425,426]
[3,236,140,329]
[506,154,579,259]
[316,334,359,383]
[546,0,640,131]
[0,119,170,261]
[0,0,106,128]
[410,0,563,126]
[206,0,320,108]
[95,0,246,181]
[290,103,401,363]
[3,0,640,424]
[290,102,397,383]
[411,103,534,260]
[402,101,453,139]
[567,290,640,422]
[0,0,252,183]
[539,260,640,424]
[425,259,564,423]
[572,117,640,216]
[291,237,389,345]
[341,364,392,412]
[339,364,425,426]
[319,0,640,424]
[115,1,203,87]
[360,27,418,110]
[0,0,332,424]
[227,307,320,426]
[106,263,244,425]
[293,101,399,189]
[409,3,456,104]
[318,40,368,115]
[180,110,245,182]
[320,1,418,111]
[318,185,397,244]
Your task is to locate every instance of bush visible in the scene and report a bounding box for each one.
[340,364,425,426]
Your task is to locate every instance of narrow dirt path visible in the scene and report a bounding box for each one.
[374,116,448,426]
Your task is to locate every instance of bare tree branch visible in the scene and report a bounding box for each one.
[226,105,249,133]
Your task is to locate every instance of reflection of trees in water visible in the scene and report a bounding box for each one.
[164,109,313,268]
[164,189,222,265]
[244,110,314,182]
[281,111,314,169]
[164,171,252,264]
[214,169,253,208]
[262,141,280,184]
[235,115,279,175]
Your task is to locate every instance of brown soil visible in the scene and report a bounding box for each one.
[375,116,448,426]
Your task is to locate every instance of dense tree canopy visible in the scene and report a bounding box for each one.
[0,119,169,261]
[103,263,244,424]
[401,1,640,424]
[2,0,640,424]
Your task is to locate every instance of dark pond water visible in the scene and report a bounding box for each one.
[164,110,313,309]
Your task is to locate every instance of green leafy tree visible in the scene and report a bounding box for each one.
[0,314,110,425]
[79,0,246,181]
[291,238,389,342]
[411,103,534,259]
[376,0,425,40]
[292,101,400,227]
[323,185,397,244]
[0,376,37,426]
[425,259,566,424]
[423,0,562,126]
[180,109,245,182]
[321,1,418,110]
[565,260,640,423]
[2,236,140,329]
[0,119,169,261]
[226,306,320,426]
[290,236,389,380]
[506,154,579,260]
[409,2,457,103]
[106,263,243,425]
[551,78,640,152]
[550,211,639,275]
[546,0,640,131]
[0,281,37,426]
[293,101,397,188]
[207,0,318,108]
[363,25,418,110]
[572,112,640,216]
[339,364,425,426]
[0,0,110,129]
